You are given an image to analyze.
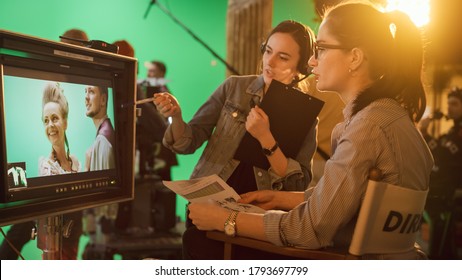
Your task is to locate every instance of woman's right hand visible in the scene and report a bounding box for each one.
[153,92,182,119]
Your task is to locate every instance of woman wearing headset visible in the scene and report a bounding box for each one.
[154,20,317,259]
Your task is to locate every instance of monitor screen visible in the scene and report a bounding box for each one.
[4,67,116,200]
[0,29,136,226]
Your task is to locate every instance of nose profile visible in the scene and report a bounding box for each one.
[266,53,276,67]
[308,55,317,68]
[46,121,54,129]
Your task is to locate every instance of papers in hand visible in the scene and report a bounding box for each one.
[162,174,265,214]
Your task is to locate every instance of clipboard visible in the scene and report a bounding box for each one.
[234,79,324,169]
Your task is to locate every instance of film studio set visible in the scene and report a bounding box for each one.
[0,0,461,261]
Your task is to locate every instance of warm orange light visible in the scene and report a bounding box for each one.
[385,0,430,27]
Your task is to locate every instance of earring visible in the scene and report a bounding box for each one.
[348,68,352,73]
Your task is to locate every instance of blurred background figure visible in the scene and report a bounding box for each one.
[147,60,166,79]
[113,41,179,181]
[60,28,89,46]
[137,59,178,180]
[138,61,170,100]
[419,87,462,259]
[114,39,135,57]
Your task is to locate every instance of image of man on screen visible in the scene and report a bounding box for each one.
[82,85,117,251]
[84,85,115,171]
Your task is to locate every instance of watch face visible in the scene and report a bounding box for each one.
[224,223,235,236]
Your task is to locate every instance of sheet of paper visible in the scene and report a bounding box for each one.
[162,174,265,213]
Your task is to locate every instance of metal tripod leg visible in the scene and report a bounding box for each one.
[37,215,63,260]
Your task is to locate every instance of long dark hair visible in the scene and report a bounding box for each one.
[324,2,426,122]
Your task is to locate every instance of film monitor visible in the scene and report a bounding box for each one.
[0,30,137,226]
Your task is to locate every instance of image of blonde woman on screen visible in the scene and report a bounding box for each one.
[39,82,80,175]
[3,82,85,261]
[38,82,82,259]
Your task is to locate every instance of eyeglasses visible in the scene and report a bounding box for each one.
[313,42,351,59]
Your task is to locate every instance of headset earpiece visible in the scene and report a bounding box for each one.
[300,24,315,76]
[298,59,310,76]
[260,42,266,55]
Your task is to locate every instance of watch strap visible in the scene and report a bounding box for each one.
[224,210,239,237]
[226,210,238,225]
[262,141,279,156]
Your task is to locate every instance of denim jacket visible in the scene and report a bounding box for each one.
[163,75,317,191]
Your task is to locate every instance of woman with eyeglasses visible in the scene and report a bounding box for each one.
[188,2,433,259]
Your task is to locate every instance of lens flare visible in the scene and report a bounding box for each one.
[385,0,430,27]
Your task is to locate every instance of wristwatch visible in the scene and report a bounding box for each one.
[262,142,279,156]
[224,210,239,237]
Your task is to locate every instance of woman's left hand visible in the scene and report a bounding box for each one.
[188,201,230,231]
[238,190,279,210]
[246,106,271,141]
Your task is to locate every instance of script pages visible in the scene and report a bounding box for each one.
[162,174,265,214]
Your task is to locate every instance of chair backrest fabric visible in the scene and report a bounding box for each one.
[349,180,428,256]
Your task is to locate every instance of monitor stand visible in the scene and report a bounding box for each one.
[37,215,67,260]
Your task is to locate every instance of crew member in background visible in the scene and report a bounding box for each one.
[419,87,462,259]
[138,60,178,180]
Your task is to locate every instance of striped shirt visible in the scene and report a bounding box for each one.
[264,98,433,253]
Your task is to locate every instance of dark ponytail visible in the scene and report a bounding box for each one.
[325,3,426,122]
[386,10,426,122]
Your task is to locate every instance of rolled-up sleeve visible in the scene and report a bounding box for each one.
[263,118,383,249]
[162,80,229,155]
[263,210,287,246]
[163,123,194,153]
[264,202,323,248]
[268,118,318,190]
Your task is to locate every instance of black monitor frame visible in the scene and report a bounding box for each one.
[0,30,136,226]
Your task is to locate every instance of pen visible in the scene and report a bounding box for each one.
[135,96,156,105]
[121,96,157,108]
